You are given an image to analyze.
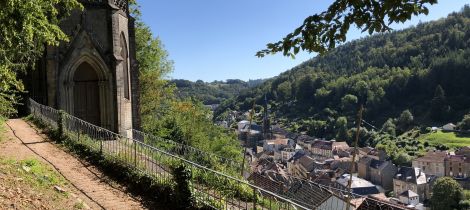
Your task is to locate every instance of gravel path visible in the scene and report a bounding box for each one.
[1,119,145,210]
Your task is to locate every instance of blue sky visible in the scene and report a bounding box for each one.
[138,0,470,82]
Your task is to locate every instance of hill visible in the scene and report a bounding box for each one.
[215,6,470,143]
[418,130,470,149]
[170,79,265,105]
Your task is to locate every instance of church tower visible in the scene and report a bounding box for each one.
[25,0,140,135]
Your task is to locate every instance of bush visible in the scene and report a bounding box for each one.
[171,164,194,209]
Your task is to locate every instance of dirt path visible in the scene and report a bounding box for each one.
[1,119,145,210]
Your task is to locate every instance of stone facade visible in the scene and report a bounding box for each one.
[25,0,140,134]
[393,167,428,202]
[445,154,470,178]
[411,151,447,177]
[358,156,397,191]
[309,140,350,158]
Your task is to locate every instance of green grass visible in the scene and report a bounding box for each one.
[0,157,77,209]
[418,130,470,149]
[19,158,68,189]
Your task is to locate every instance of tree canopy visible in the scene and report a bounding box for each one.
[0,0,81,117]
[431,177,464,210]
[256,0,437,57]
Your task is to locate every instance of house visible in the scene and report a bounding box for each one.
[237,120,256,131]
[393,167,428,202]
[310,140,350,158]
[296,134,315,148]
[445,154,470,178]
[288,155,315,179]
[26,0,140,134]
[280,147,296,163]
[412,151,447,177]
[336,174,380,195]
[442,123,456,131]
[456,146,470,157]
[398,190,419,206]
[357,197,410,210]
[358,156,397,191]
[247,172,286,195]
[239,124,263,147]
[336,174,380,196]
[358,147,389,161]
[331,157,357,174]
[263,138,294,152]
[285,180,360,210]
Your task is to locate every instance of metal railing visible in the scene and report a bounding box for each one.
[131,129,244,175]
[28,99,310,210]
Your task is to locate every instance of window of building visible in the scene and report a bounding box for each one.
[120,34,130,100]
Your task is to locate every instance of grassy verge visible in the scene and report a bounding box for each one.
[418,130,470,149]
[24,115,207,209]
[0,157,83,209]
[25,114,290,209]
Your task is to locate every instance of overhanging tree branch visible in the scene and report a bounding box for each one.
[256,0,437,58]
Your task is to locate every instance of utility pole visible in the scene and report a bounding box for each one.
[346,104,363,210]
[262,94,272,140]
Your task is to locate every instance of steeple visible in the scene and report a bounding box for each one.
[262,94,272,139]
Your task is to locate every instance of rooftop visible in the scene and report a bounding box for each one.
[336,174,380,195]
[395,167,427,185]
[311,140,350,150]
[413,151,447,162]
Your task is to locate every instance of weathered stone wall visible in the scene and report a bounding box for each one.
[26,0,140,133]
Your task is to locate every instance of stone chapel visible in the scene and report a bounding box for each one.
[24,0,140,135]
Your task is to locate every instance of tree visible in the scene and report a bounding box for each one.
[397,109,414,132]
[393,152,412,166]
[458,113,470,131]
[430,85,450,121]
[129,1,176,133]
[256,0,437,57]
[277,81,292,100]
[295,75,315,104]
[0,0,81,117]
[335,116,350,141]
[431,177,463,210]
[341,94,358,111]
[382,118,396,136]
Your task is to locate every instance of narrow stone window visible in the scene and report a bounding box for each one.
[120,34,130,99]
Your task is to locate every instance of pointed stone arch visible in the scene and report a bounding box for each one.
[59,32,114,130]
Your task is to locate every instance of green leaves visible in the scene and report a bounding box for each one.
[256,0,436,57]
[131,1,243,164]
[0,0,81,117]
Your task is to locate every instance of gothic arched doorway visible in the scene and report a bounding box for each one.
[73,62,101,125]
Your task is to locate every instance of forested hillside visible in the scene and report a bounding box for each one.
[215,6,470,142]
[170,79,265,105]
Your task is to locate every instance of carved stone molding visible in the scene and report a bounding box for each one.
[113,0,128,13]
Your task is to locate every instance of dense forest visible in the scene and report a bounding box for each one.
[215,6,470,147]
[170,79,265,105]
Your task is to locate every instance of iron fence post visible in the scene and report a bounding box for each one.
[100,137,103,154]
[58,110,64,141]
[134,140,137,167]
[253,186,257,210]
[77,122,81,143]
